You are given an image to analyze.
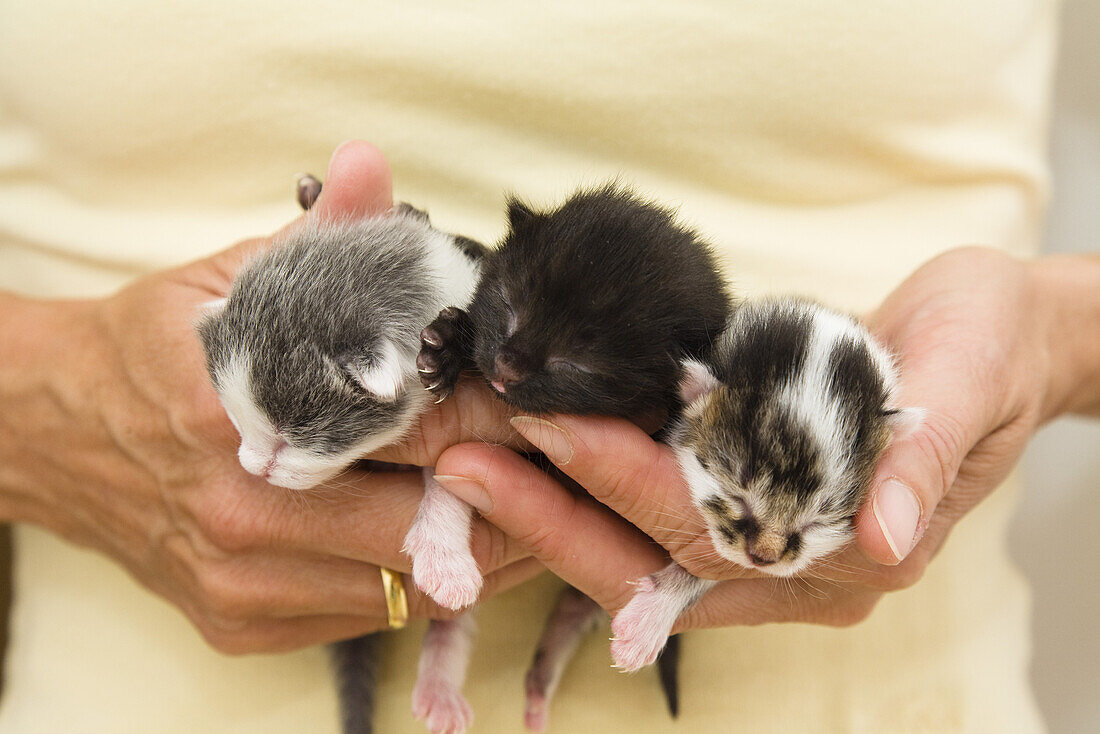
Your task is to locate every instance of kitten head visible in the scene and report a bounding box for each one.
[196,214,439,489]
[671,300,923,576]
[466,185,730,418]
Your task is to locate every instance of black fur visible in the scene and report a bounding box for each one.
[419,183,735,719]
[419,183,733,418]
[656,634,682,718]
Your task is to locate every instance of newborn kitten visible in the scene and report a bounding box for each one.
[609,297,924,671]
[415,183,733,729]
[196,182,483,734]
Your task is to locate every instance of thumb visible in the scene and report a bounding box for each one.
[855,376,982,566]
[307,139,393,221]
[208,140,393,281]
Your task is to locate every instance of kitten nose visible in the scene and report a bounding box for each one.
[747,551,778,566]
[746,532,785,566]
[492,353,526,392]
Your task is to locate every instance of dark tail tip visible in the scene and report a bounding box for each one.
[329,633,383,734]
[656,634,682,718]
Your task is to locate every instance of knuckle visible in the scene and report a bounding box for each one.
[517,522,570,567]
[470,524,509,574]
[198,494,266,554]
[194,565,262,622]
[909,411,970,504]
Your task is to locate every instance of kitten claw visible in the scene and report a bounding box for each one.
[420,327,444,349]
[418,308,471,400]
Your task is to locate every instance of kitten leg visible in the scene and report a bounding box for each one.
[417,307,477,402]
[412,614,476,734]
[610,563,714,672]
[404,469,483,610]
[523,586,604,732]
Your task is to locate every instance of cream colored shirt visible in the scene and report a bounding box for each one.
[0,1,1053,731]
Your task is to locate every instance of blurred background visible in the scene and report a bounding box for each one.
[1012,1,1100,731]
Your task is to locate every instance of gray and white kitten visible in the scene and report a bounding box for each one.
[609,297,924,671]
[196,190,483,734]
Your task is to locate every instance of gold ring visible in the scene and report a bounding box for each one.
[379,567,409,630]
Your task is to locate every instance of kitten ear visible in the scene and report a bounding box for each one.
[883,407,925,442]
[342,340,412,403]
[506,197,540,230]
[679,358,720,405]
[394,201,430,223]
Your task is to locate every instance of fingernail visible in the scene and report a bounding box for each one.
[327,139,357,174]
[432,475,494,515]
[510,416,574,465]
[872,478,923,562]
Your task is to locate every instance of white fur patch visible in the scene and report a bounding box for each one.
[214,353,426,490]
[404,469,483,610]
[775,306,861,492]
[346,339,413,402]
[422,228,481,310]
[673,445,722,509]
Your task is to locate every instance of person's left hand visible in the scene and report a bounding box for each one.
[428,247,1057,633]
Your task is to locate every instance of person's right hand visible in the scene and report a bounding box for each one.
[0,141,540,654]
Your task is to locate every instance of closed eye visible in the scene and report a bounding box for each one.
[728,495,750,517]
[545,357,595,375]
[499,287,518,337]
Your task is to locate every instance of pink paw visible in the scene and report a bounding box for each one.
[404,530,482,610]
[412,679,474,734]
[524,692,549,732]
[610,578,674,672]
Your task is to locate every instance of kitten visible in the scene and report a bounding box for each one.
[196,184,483,734]
[609,297,924,670]
[414,183,733,729]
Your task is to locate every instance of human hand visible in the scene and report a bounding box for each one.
[429,247,1084,636]
[0,141,537,654]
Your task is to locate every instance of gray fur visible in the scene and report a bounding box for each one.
[198,211,474,454]
[195,203,483,734]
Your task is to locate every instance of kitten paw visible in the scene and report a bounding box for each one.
[405,528,483,610]
[609,576,673,672]
[412,679,474,734]
[418,307,471,403]
[523,691,550,733]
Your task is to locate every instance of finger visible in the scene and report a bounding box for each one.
[206,140,394,282]
[854,356,989,566]
[677,577,881,632]
[178,468,532,577]
[503,412,744,578]
[201,553,525,656]
[367,375,532,466]
[308,139,393,221]
[433,442,669,613]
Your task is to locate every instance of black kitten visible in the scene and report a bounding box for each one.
[417,183,732,419]
[416,183,734,729]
